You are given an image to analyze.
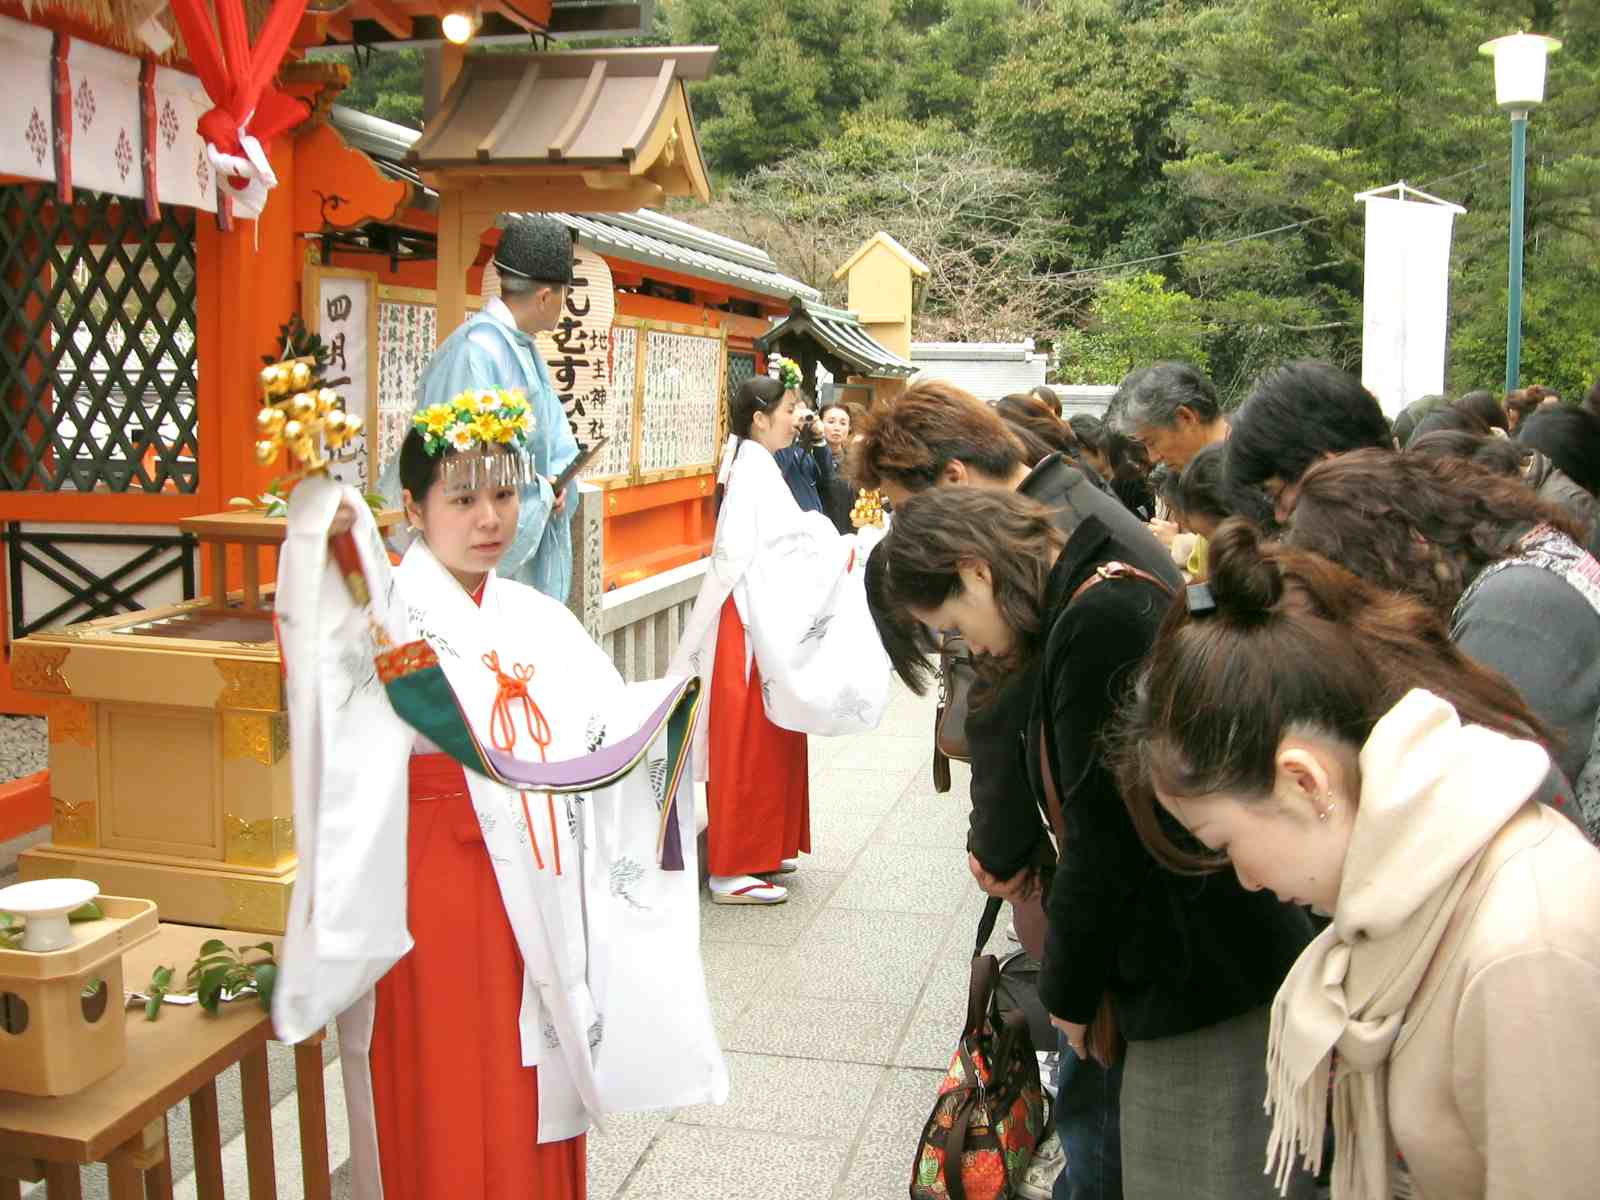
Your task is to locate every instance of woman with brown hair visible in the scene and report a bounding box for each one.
[1117,520,1600,1200]
[994,393,1081,468]
[1281,449,1600,838]
[878,486,1315,1199]
[1505,384,1559,433]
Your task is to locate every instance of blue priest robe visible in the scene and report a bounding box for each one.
[378,298,581,601]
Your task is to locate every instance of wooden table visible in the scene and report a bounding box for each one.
[0,924,332,1200]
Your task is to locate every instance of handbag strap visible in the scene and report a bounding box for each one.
[1042,558,1176,819]
[946,1086,977,1200]
[965,949,1000,1037]
[974,894,1004,959]
[1068,558,1175,606]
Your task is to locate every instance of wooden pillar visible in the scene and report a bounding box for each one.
[435,189,468,344]
[427,42,472,345]
[195,135,299,596]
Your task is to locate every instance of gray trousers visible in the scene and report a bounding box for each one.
[1120,1005,1317,1200]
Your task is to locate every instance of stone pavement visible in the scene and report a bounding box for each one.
[590,679,984,1200]
[19,681,995,1199]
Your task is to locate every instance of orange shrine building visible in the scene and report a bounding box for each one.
[0,0,816,867]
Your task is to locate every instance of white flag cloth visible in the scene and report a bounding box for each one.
[1359,195,1461,419]
[275,477,726,1189]
[669,438,889,779]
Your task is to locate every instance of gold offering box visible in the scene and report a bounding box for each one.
[0,895,158,1096]
[16,509,401,934]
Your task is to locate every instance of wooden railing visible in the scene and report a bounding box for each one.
[597,558,707,682]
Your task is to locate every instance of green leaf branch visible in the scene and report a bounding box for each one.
[143,941,277,1021]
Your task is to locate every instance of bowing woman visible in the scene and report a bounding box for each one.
[1119,521,1600,1200]
[670,375,890,905]
[275,392,725,1200]
[877,487,1315,1198]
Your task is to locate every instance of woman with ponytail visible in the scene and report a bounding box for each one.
[670,373,889,905]
[1118,520,1600,1200]
[877,487,1315,1199]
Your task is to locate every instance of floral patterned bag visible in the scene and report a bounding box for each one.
[910,898,1047,1200]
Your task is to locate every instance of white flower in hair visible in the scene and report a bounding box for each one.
[476,388,499,408]
[449,425,476,452]
[520,407,538,434]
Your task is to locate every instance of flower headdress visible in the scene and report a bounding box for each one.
[413,388,538,489]
[768,353,803,391]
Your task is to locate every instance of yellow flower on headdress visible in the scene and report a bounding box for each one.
[421,405,455,437]
[472,412,508,445]
[453,392,480,415]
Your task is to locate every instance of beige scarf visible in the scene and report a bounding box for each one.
[1263,689,1549,1198]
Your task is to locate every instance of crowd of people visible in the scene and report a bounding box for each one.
[849,364,1600,1199]
[668,357,1600,1198]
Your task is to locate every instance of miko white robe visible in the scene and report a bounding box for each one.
[669,437,890,778]
[274,477,726,1196]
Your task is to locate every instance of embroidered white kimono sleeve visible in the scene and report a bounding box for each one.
[670,440,889,774]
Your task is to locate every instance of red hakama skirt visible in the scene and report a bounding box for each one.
[369,752,585,1200]
[704,595,810,876]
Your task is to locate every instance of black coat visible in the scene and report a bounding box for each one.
[821,450,856,535]
[1025,517,1314,1040]
[964,455,1181,880]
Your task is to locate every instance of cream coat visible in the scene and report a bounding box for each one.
[1387,801,1600,1198]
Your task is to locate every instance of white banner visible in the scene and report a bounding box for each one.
[0,19,55,185]
[0,14,220,213]
[1359,195,1461,418]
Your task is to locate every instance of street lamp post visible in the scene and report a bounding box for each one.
[1480,32,1561,394]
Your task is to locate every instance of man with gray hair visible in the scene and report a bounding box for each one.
[1106,361,1228,471]
[382,214,582,601]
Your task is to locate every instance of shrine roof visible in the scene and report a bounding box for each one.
[406,47,713,189]
[757,297,917,381]
[330,105,817,303]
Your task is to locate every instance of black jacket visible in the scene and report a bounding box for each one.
[821,450,856,534]
[1025,517,1315,1040]
[774,439,835,515]
[1525,449,1600,561]
[965,455,1182,879]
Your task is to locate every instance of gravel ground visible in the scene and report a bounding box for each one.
[0,714,46,784]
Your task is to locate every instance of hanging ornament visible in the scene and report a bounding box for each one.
[167,0,313,220]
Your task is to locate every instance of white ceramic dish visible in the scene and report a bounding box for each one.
[0,878,100,952]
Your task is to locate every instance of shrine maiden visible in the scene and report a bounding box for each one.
[669,372,891,905]
[376,214,581,601]
[274,392,725,1200]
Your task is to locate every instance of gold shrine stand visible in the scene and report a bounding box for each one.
[14,509,401,933]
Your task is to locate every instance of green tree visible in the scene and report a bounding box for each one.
[979,0,1191,259]
[334,48,425,129]
[1056,272,1211,384]
[1166,0,1600,399]
[664,0,897,176]
[899,0,1019,122]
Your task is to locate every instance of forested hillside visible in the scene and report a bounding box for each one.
[337,0,1600,399]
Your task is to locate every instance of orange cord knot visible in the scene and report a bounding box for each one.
[482,650,552,758]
